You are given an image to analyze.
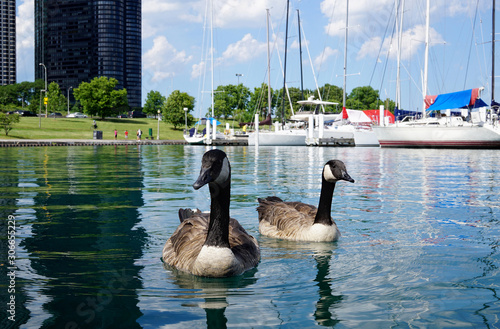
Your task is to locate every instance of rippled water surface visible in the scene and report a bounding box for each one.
[1,145,499,328]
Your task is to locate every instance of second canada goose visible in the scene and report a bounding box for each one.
[257,160,354,242]
[162,149,260,277]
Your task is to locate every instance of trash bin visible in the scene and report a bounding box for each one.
[149,128,153,138]
[93,130,103,139]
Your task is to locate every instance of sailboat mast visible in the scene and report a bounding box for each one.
[396,0,404,110]
[342,0,349,114]
[267,9,272,117]
[493,0,496,102]
[298,10,304,101]
[281,0,290,127]
[422,0,430,118]
[211,0,214,118]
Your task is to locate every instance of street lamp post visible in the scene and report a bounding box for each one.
[39,63,47,117]
[183,107,188,131]
[157,109,161,140]
[39,89,45,128]
[235,73,242,85]
[235,74,243,112]
[67,86,72,115]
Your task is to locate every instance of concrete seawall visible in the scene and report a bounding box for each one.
[0,139,188,147]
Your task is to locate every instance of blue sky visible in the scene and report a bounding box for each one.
[16,0,495,113]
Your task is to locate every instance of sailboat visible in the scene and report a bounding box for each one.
[184,0,219,145]
[305,0,379,147]
[372,0,500,148]
[247,2,309,146]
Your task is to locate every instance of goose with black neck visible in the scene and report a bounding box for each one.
[257,160,354,242]
[162,149,260,277]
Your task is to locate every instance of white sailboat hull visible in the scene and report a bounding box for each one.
[184,135,205,145]
[373,124,500,148]
[247,130,306,146]
[307,125,379,147]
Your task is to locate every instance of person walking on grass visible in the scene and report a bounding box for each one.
[125,130,128,139]
[114,129,118,140]
[137,129,142,140]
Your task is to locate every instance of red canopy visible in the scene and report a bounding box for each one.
[362,110,395,124]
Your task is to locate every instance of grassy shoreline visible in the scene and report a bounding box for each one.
[1,117,187,140]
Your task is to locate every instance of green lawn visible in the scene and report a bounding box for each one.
[1,116,186,140]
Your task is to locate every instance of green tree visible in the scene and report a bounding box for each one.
[46,82,67,114]
[73,76,128,119]
[0,80,45,111]
[346,86,380,110]
[163,90,195,130]
[143,90,166,117]
[275,86,303,122]
[382,98,396,112]
[316,84,343,110]
[247,83,277,121]
[0,112,20,135]
[212,84,251,119]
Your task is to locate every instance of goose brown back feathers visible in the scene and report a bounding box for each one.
[256,160,354,242]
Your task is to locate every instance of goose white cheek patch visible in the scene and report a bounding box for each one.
[323,165,336,182]
[214,158,230,185]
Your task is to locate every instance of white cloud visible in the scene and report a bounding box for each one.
[357,36,382,60]
[141,0,203,40]
[358,25,445,61]
[321,0,393,38]
[191,61,206,79]
[16,0,34,51]
[221,33,266,63]
[16,0,34,81]
[142,0,183,14]
[215,0,283,28]
[143,36,193,82]
[314,46,339,70]
[290,39,309,50]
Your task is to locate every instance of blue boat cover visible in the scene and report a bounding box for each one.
[472,98,487,108]
[195,117,221,125]
[426,89,473,111]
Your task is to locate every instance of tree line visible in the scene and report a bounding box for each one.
[144,83,395,129]
[0,77,128,119]
[1,77,396,131]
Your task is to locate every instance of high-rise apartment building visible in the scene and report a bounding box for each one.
[35,0,141,108]
[0,0,16,85]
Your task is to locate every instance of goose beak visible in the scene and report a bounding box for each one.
[193,167,212,190]
[341,171,355,183]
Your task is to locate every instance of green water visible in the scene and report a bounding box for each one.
[0,145,499,328]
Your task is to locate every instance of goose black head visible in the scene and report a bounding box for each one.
[323,160,355,184]
[193,149,231,190]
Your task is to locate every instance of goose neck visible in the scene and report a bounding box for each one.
[314,178,336,225]
[204,181,231,248]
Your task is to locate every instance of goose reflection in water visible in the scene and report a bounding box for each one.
[313,247,342,327]
[164,265,258,329]
[260,238,343,327]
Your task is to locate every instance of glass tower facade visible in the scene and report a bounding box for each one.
[35,0,141,108]
[0,0,16,85]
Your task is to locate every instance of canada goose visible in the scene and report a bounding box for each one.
[162,149,260,277]
[257,159,354,242]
